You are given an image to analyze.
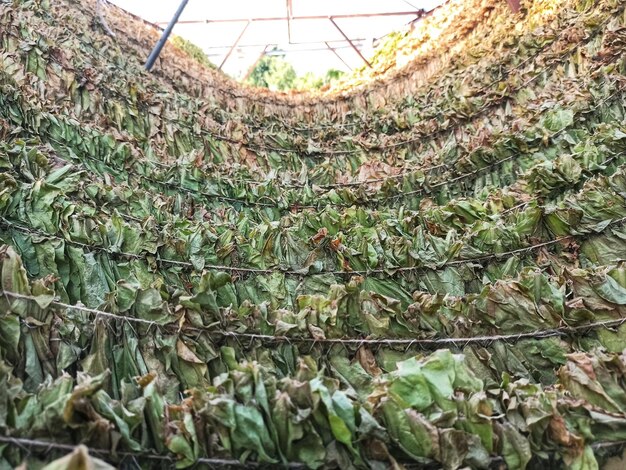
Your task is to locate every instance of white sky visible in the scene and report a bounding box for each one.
[110,0,444,78]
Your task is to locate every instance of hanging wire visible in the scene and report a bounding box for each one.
[0,434,624,469]
[0,436,307,469]
[2,215,625,279]
[4,73,623,213]
[3,290,626,349]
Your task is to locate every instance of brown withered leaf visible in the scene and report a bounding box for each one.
[356,346,382,376]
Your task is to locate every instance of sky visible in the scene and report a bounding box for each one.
[109,0,444,78]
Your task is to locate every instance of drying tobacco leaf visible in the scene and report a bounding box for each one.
[0,0,626,467]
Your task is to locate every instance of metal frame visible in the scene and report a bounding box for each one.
[146,4,421,73]
[242,44,273,81]
[329,16,371,68]
[219,20,251,70]
[144,1,520,75]
[204,43,366,60]
[144,0,189,71]
[154,6,424,72]
[286,0,294,44]
[200,38,367,50]
[325,41,352,71]
[154,10,427,26]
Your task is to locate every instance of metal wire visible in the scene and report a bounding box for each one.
[2,214,625,279]
[0,432,624,469]
[0,436,306,468]
[3,290,626,349]
[4,81,622,213]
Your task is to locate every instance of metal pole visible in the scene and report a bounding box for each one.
[286,0,293,44]
[201,38,368,50]
[329,17,372,68]
[324,41,352,71]
[219,20,252,71]
[242,44,272,81]
[145,0,190,71]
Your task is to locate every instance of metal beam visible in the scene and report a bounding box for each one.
[155,10,425,26]
[145,0,189,71]
[242,44,272,81]
[219,20,252,70]
[324,41,352,71]
[328,17,371,68]
[402,0,421,9]
[202,38,367,50]
[206,43,366,57]
[265,44,360,54]
[286,0,294,44]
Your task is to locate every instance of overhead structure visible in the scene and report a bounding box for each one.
[144,0,190,71]
[324,41,352,71]
[160,10,429,25]
[137,0,524,77]
[129,0,435,75]
[328,16,372,68]
[219,20,252,70]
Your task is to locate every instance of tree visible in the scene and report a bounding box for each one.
[246,55,297,91]
[246,53,345,91]
[171,35,216,69]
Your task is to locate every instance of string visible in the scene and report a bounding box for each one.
[4,290,626,349]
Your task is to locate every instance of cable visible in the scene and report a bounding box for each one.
[3,291,626,349]
[0,426,624,470]
[2,68,619,215]
[0,217,195,269]
[5,21,622,204]
[0,436,306,468]
[35,83,624,210]
[7,132,622,259]
[3,11,623,201]
[7,137,623,282]
[2,214,625,280]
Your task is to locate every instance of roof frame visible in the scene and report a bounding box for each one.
[328,16,372,68]
[154,10,426,26]
[219,20,251,70]
[144,0,521,76]
[152,7,425,72]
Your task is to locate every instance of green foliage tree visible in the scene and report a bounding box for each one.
[246,55,296,91]
[293,71,324,90]
[246,53,344,91]
[171,35,216,69]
